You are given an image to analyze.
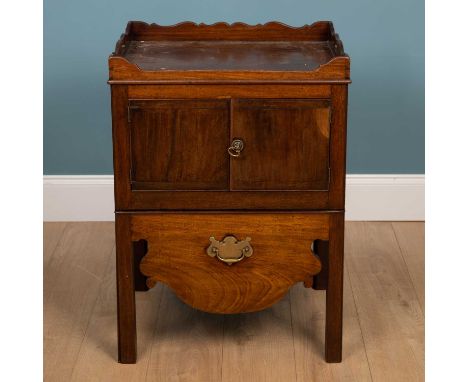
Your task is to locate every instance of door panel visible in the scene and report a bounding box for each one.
[231,99,330,191]
[129,99,229,190]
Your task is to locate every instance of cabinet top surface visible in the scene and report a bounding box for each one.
[122,40,334,72]
[109,21,350,83]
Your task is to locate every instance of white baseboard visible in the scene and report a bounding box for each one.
[344,175,424,221]
[43,175,424,222]
[44,176,115,222]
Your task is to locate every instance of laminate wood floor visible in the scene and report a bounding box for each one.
[44,222,424,382]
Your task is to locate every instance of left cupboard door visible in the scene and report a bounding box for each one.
[128,99,230,191]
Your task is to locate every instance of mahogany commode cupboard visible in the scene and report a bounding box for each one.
[108,21,350,364]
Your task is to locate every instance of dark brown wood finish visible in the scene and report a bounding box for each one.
[113,83,338,210]
[129,99,229,190]
[325,212,345,362]
[231,99,330,191]
[115,214,137,363]
[109,56,349,83]
[328,85,348,209]
[128,189,329,210]
[111,85,131,209]
[123,40,334,72]
[109,21,349,365]
[126,21,336,41]
[127,84,331,98]
[109,21,350,83]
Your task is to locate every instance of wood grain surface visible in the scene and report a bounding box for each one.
[328,85,348,209]
[70,250,162,382]
[43,222,67,265]
[123,40,334,72]
[109,21,350,83]
[325,213,345,362]
[231,99,330,191]
[392,222,425,312]
[134,213,328,313]
[109,55,350,83]
[290,272,372,382]
[115,214,137,363]
[145,286,224,382]
[113,89,341,211]
[44,222,116,381]
[127,84,331,99]
[222,293,297,382]
[129,100,229,191]
[345,222,424,382]
[124,21,337,42]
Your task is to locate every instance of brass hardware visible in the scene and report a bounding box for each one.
[228,139,244,157]
[206,235,253,265]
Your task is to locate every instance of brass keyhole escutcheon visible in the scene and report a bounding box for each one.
[206,235,253,265]
[228,139,244,157]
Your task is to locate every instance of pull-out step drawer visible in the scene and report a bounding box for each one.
[131,212,329,313]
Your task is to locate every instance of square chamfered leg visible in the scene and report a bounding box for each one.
[115,214,137,363]
[325,212,345,363]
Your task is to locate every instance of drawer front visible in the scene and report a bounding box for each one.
[231,99,330,191]
[128,99,230,190]
[133,213,328,313]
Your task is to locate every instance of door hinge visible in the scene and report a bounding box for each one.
[328,167,331,187]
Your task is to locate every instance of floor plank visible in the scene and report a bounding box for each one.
[70,248,163,382]
[346,222,424,382]
[43,222,67,265]
[44,222,116,382]
[290,261,372,382]
[392,222,425,312]
[145,286,224,382]
[222,293,297,382]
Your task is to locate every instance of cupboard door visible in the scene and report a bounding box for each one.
[231,99,331,191]
[129,99,229,190]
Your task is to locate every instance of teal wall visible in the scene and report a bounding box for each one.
[44,0,424,174]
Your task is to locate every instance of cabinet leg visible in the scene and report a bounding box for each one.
[325,213,344,363]
[115,214,137,363]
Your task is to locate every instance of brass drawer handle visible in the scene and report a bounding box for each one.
[206,235,253,265]
[228,139,244,157]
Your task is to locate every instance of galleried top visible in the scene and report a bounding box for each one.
[109,21,350,83]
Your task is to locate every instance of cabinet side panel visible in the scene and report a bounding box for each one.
[328,85,348,209]
[111,85,131,210]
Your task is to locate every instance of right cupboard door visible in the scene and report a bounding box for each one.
[231,99,331,191]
